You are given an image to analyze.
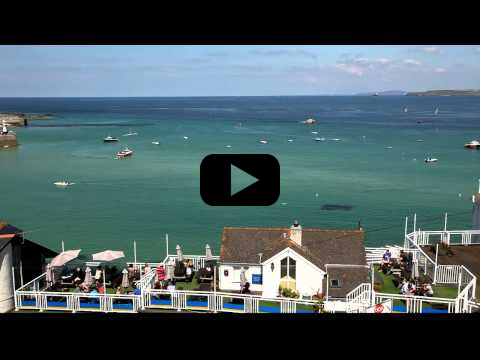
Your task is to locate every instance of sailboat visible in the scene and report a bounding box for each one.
[434,107,439,115]
[404,107,408,113]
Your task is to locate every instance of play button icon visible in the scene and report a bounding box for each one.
[200,154,280,206]
[230,164,259,196]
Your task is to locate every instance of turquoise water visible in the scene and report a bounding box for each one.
[1,96,479,261]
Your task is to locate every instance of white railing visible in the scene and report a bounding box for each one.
[345,283,373,313]
[435,265,462,284]
[15,291,141,313]
[17,272,47,292]
[161,255,220,272]
[144,288,319,314]
[374,292,457,313]
[410,230,480,247]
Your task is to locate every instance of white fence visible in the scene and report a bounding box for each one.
[143,288,319,314]
[15,291,141,313]
[412,230,480,247]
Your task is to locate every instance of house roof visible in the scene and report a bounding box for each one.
[0,223,57,257]
[220,226,367,271]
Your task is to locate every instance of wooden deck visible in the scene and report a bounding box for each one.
[421,244,480,298]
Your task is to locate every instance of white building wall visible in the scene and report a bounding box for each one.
[219,264,263,293]
[0,243,14,313]
[262,248,325,298]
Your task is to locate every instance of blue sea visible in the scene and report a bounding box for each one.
[1,96,479,261]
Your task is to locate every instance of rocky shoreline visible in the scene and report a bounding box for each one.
[0,112,56,149]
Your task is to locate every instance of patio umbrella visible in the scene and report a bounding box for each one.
[240,268,247,288]
[205,244,213,260]
[92,250,125,262]
[84,267,93,287]
[176,245,184,262]
[121,268,129,288]
[50,249,82,267]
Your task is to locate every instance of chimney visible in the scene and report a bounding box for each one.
[289,220,302,246]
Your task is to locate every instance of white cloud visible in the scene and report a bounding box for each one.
[403,59,422,66]
[376,58,391,64]
[423,46,439,53]
[335,63,364,76]
[434,67,447,73]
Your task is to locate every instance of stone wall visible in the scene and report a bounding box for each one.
[0,113,27,127]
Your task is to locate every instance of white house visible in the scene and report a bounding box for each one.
[218,221,368,299]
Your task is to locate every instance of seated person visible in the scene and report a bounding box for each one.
[98,283,105,294]
[127,264,135,282]
[423,283,434,297]
[174,261,186,277]
[156,265,166,282]
[400,279,409,295]
[241,282,251,294]
[408,281,416,295]
[95,266,103,281]
[144,263,151,275]
[186,265,193,282]
[167,280,176,292]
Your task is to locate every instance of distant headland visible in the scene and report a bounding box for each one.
[406,89,480,96]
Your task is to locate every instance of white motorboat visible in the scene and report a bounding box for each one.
[54,181,75,187]
[287,139,294,143]
[314,137,326,142]
[311,131,318,134]
[424,157,438,163]
[183,136,189,140]
[303,118,317,124]
[152,141,160,145]
[123,129,138,136]
[259,140,268,144]
[104,135,119,143]
[116,147,134,159]
[464,140,480,149]
[225,145,232,148]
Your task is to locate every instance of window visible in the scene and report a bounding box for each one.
[280,256,296,279]
[330,279,340,288]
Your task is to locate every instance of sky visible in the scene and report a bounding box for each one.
[1,45,480,97]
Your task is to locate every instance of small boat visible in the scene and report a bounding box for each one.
[183,136,189,140]
[225,145,232,148]
[287,139,294,143]
[416,139,424,142]
[311,131,318,134]
[123,129,138,137]
[303,118,317,124]
[424,157,438,163]
[404,107,408,113]
[464,140,480,149]
[54,181,75,187]
[330,138,341,141]
[385,146,393,149]
[152,141,160,145]
[314,137,326,142]
[104,135,119,143]
[116,147,134,159]
[434,107,439,115]
[259,140,268,144]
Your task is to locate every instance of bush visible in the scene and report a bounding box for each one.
[278,286,299,298]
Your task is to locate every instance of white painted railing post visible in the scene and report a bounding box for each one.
[433,243,439,284]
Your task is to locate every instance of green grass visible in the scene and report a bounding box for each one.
[174,277,200,291]
[373,265,458,299]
